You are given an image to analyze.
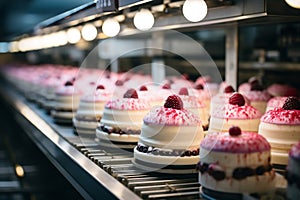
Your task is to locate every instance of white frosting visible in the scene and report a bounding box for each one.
[96,130,139,143]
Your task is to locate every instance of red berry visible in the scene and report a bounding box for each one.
[123,88,138,99]
[139,85,148,91]
[229,126,242,136]
[229,92,245,106]
[224,85,235,93]
[115,80,124,86]
[194,84,204,90]
[64,81,73,86]
[179,87,189,95]
[282,97,300,110]
[164,95,183,110]
[162,83,171,89]
[96,85,105,90]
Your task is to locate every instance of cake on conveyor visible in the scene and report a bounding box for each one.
[73,85,112,137]
[259,96,300,166]
[51,80,82,124]
[133,95,204,173]
[285,141,300,200]
[208,92,262,133]
[199,126,276,197]
[96,89,151,145]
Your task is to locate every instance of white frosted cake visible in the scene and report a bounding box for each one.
[199,126,276,196]
[133,95,204,173]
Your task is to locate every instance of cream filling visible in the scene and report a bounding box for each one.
[96,129,139,143]
[134,147,199,166]
[139,124,204,150]
[199,171,276,194]
[100,108,149,130]
[208,117,260,134]
[200,149,271,176]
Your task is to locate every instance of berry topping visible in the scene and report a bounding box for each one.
[229,92,245,106]
[229,126,242,136]
[96,85,105,90]
[115,80,124,86]
[250,83,264,91]
[123,89,138,99]
[224,85,235,93]
[139,85,148,91]
[164,95,183,110]
[162,83,171,89]
[282,96,300,110]
[64,81,73,86]
[178,87,189,95]
[194,84,204,90]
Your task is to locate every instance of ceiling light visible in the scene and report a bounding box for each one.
[285,0,300,8]
[102,18,120,37]
[182,0,208,22]
[67,27,81,44]
[133,9,155,31]
[81,24,98,41]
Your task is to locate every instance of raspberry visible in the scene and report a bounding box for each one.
[229,92,245,106]
[115,80,124,86]
[194,84,204,90]
[164,95,183,110]
[229,126,242,136]
[139,85,148,91]
[123,89,138,99]
[224,85,235,93]
[96,85,105,90]
[162,83,171,89]
[282,96,300,110]
[178,87,189,95]
[64,81,73,86]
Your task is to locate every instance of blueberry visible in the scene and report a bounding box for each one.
[142,146,148,153]
[212,170,226,181]
[233,168,247,180]
[191,150,199,156]
[255,166,265,175]
[199,163,209,173]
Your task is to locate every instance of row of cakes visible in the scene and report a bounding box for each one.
[2,65,300,198]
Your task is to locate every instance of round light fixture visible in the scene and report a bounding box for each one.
[182,0,208,22]
[133,8,155,31]
[81,24,98,41]
[102,18,120,37]
[285,0,300,8]
[67,27,81,44]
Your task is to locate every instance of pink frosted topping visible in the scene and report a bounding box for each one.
[105,98,151,110]
[180,95,205,108]
[261,108,300,125]
[289,142,300,159]
[238,83,251,93]
[81,91,112,102]
[143,106,201,126]
[267,96,288,108]
[211,104,261,119]
[242,90,272,101]
[201,131,270,153]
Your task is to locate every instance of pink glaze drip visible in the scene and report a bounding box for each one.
[242,90,272,101]
[105,98,151,110]
[201,132,270,153]
[267,96,288,108]
[289,142,300,160]
[211,104,261,119]
[260,108,300,125]
[143,106,201,126]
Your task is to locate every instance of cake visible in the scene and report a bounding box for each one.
[199,126,276,196]
[190,83,211,116]
[258,97,300,165]
[73,85,112,136]
[266,96,288,112]
[133,95,204,173]
[210,85,235,115]
[286,141,300,200]
[96,89,151,144]
[208,92,262,133]
[51,80,81,124]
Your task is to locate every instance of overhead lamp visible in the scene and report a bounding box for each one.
[285,0,300,8]
[133,8,155,31]
[67,27,81,44]
[182,0,208,22]
[81,24,98,41]
[102,18,120,37]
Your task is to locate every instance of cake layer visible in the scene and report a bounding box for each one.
[139,123,203,149]
[54,95,80,109]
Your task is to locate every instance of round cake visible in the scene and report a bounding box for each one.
[286,141,300,200]
[73,85,112,136]
[96,89,151,144]
[208,92,262,133]
[133,95,204,173]
[199,126,276,196]
[258,96,300,165]
[210,85,235,115]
